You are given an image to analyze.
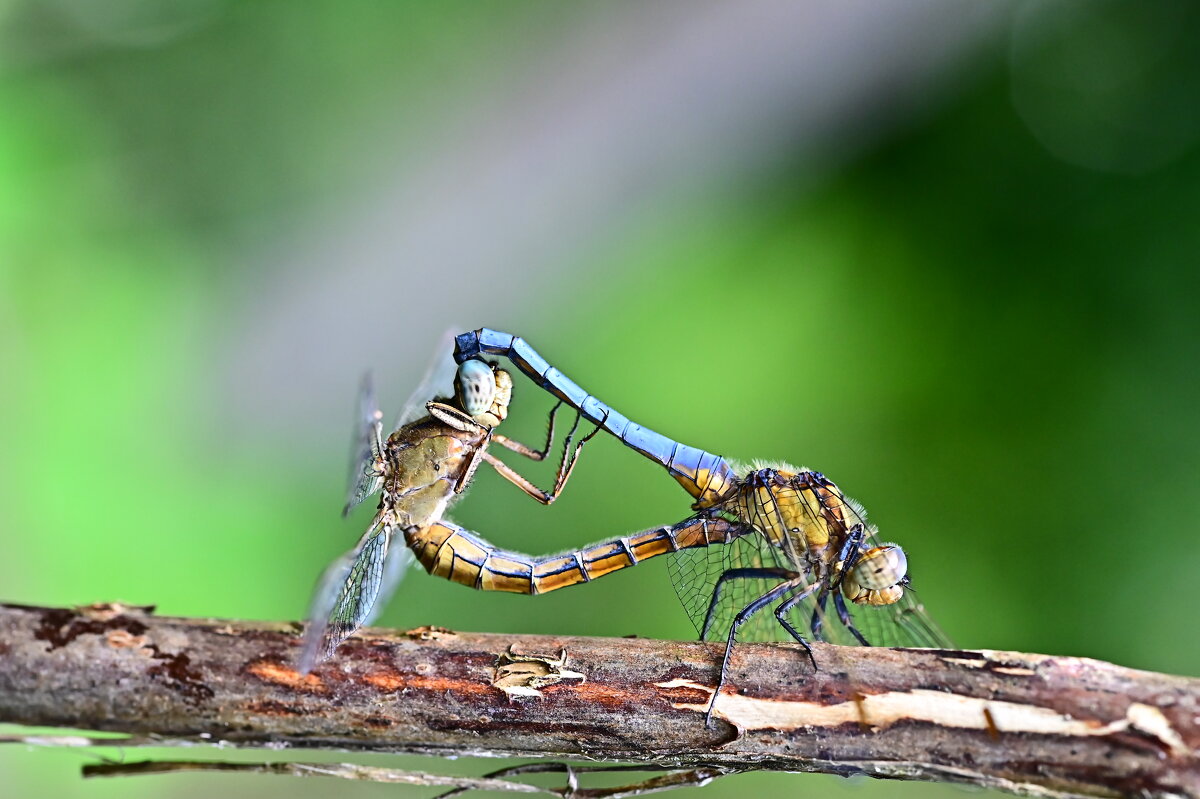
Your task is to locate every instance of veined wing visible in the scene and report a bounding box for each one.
[343,372,384,518]
[849,586,953,648]
[372,536,416,624]
[394,328,462,431]
[769,569,953,648]
[344,329,461,517]
[799,481,953,648]
[298,514,393,674]
[668,521,816,644]
[669,526,950,648]
[669,476,953,649]
[668,470,849,645]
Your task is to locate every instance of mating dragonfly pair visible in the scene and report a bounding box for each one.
[300,328,950,721]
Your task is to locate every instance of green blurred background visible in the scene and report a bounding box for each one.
[3,1,1199,797]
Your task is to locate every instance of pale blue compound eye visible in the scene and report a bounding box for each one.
[456,359,497,417]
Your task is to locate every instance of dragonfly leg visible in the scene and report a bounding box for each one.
[491,400,564,461]
[708,577,804,728]
[426,401,486,434]
[773,582,820,670]
[826,523,872,645]
[832,524,867,589]
[809,589,829,641]
[481,413,603,505]
[548,412,604,495]
[699,567,796,640]
[480,451,562,505]
[454,429,494,493]
[808,530,874,646]
[538,408,585,493]
[833,591,871,646]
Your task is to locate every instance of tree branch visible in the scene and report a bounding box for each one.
[0,602,1196,798]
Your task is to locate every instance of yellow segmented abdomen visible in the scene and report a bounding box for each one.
[405,515,741,595]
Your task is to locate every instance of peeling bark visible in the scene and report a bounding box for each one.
[0,602,1196,798]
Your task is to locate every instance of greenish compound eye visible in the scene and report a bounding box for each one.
[856,544,908,590]
[456,359,497,417]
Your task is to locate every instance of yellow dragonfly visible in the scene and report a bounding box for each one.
[452,329,951,723]
[298,342,598,673]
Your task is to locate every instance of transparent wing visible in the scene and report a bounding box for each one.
[297,515,391,673]
[369,539,415,626]
[666,474,835,646]
[668,523,812,644]
[851,588,954,648]
[343,371,384,518]
[668,474,953,650]
[787,482,953,648]
[769,578,953,648]
[394,327,462,431]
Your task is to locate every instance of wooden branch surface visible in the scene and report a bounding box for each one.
[0,603,1197,798]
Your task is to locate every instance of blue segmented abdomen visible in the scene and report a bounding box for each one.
[454,328,739,508]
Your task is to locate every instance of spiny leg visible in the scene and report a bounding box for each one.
[428,399,586,500]
[549,409,585,488]
[808,544,872,647]
[707,577,803,728]
[699,567,796,640]
[426,400,483,433]
[831,524,867,587]
[773,581,820,670]
[810,589,829,641]
[829,523,871,645]
[805,525,863,638]
[548,412,604,497]
[456,429,493,493]
[807,523,863,638]
[833,590,871,646]
[491,400,564,461]
[482,410,603,505]
[550,407,609,492]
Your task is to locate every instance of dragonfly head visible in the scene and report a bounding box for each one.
[842,544,907,606]
[456,359,497,416]
[455,359,513,426]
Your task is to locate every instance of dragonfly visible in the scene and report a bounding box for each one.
[298,342,600,674]
[454,328,951,723]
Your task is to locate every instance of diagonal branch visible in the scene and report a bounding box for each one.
[0,602,1196,798]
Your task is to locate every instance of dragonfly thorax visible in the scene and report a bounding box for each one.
[734,468,846,564]
[842,544,907,606]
